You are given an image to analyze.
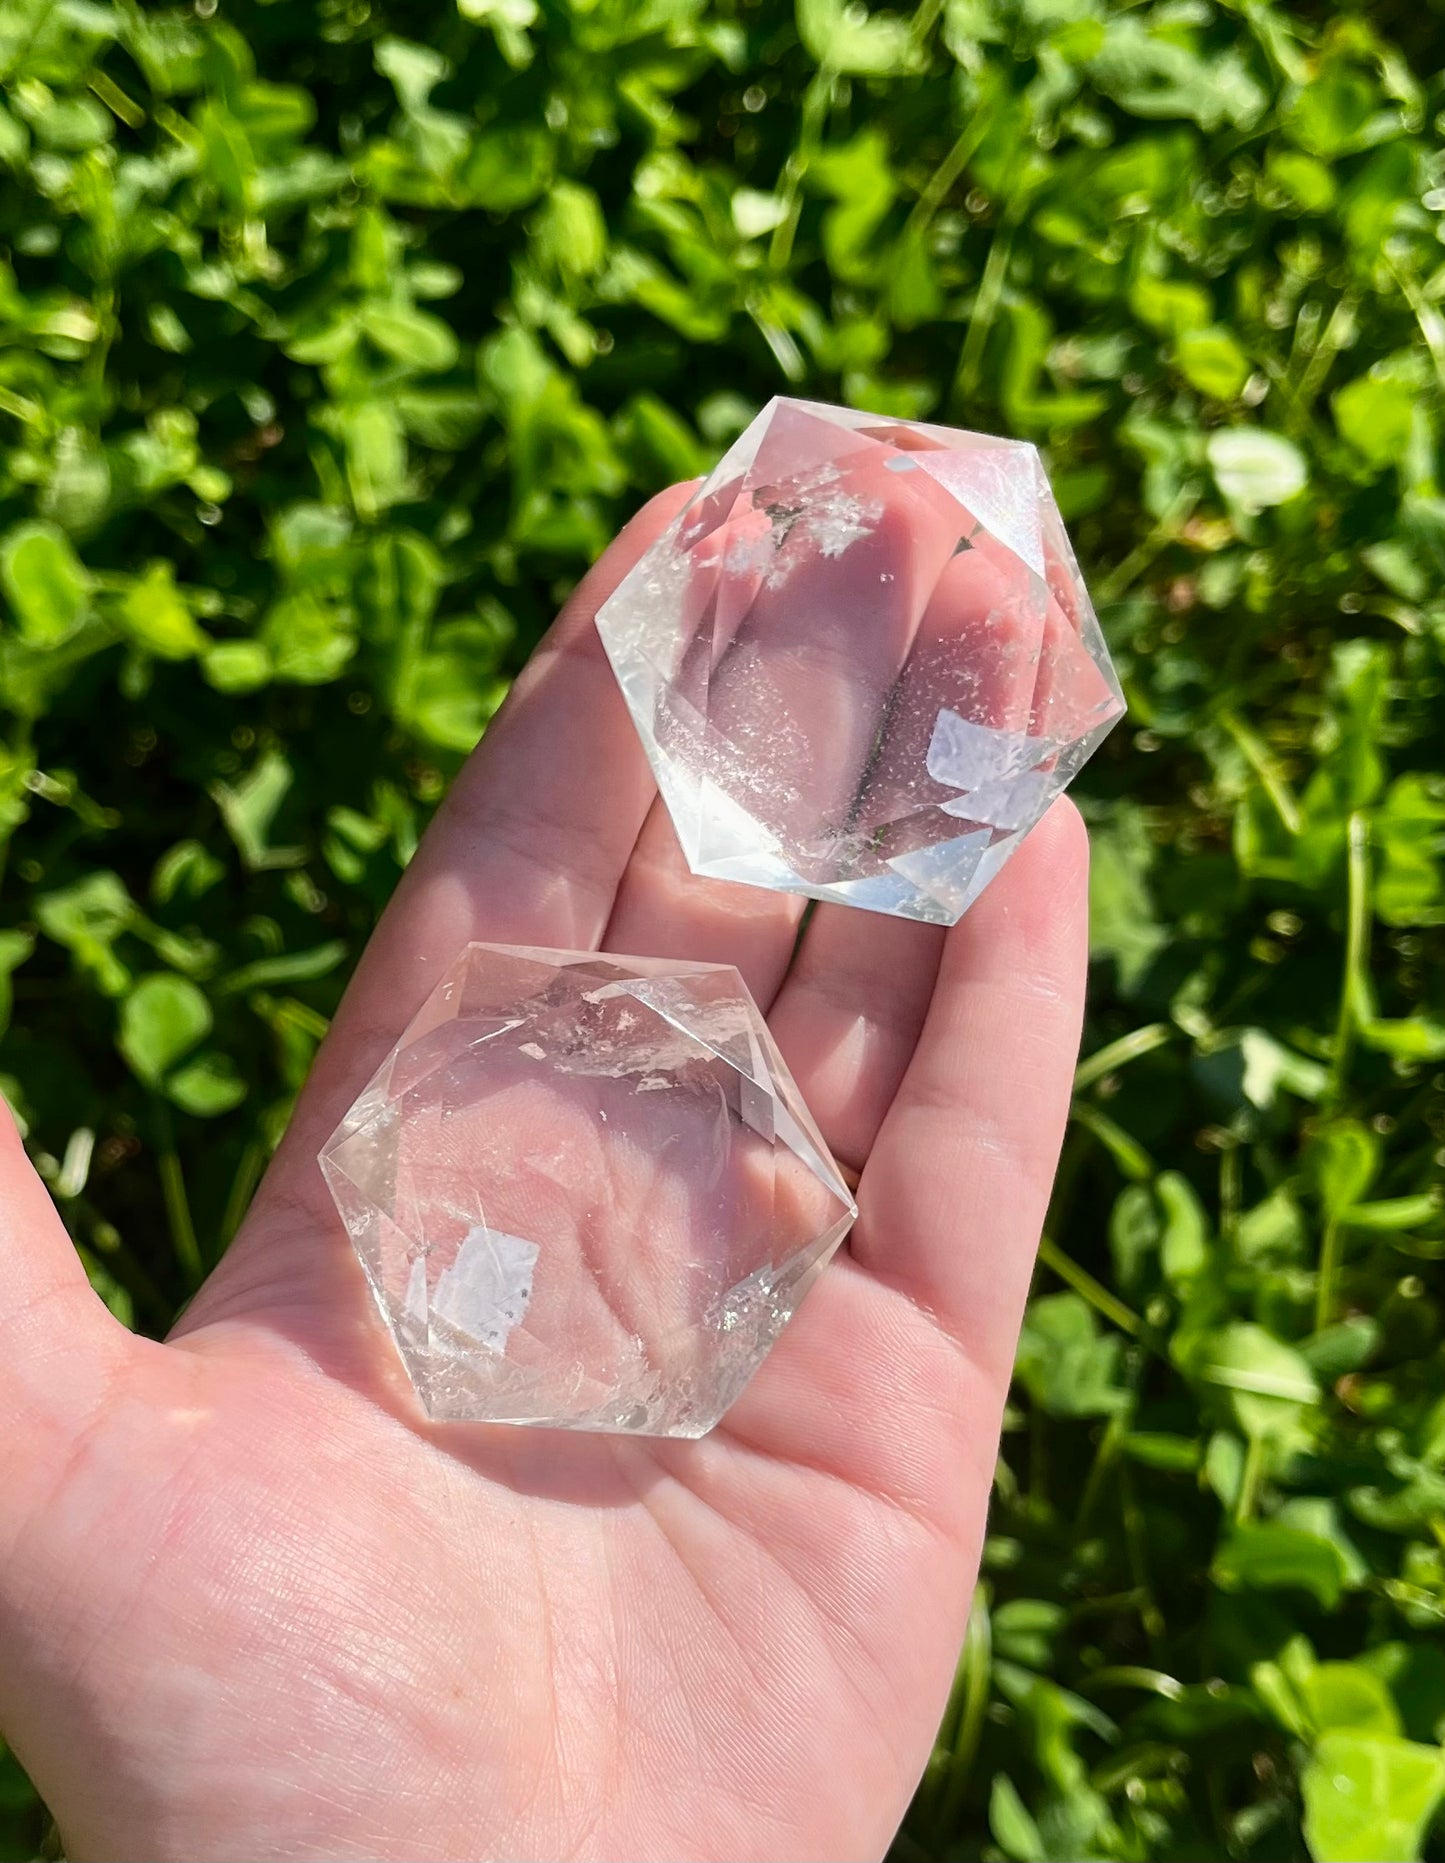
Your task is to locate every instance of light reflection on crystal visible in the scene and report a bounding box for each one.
[320,945,856,1437]
[596,396,1125,924]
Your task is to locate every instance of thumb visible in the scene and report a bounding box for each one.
[0,1097,131,1541]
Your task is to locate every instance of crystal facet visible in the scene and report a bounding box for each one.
[320,945,856,1436]
[596,397,1125,924]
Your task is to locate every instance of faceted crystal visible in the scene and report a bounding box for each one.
[320,944,856,1437]
[596,397,1125,924]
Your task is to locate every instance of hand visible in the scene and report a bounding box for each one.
[0,485,1089,1863]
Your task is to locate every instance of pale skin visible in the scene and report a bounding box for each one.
[0,483,1090,1862]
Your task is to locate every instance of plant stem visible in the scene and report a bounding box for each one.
[221,1139,268,1245]
[955,225,1012,403]
[1074,1022,1174,1092]
[904,115,989,244]
[1315,1215,1343,1335]
[931,1587,992,1839]
[1071,1100,1155,1181]
[155,1105,204,1287]
[1076,1411,1128,1530]
[1038,1234,1144,1336]
[768,68,834,275]
[1235,1431,1267,1523]
[1328,810,1371,1108]
[1120,1457,1166,1648]
[1220,1144,1242,1250]
[1219,707,1302,835]
[910,0,946,51]
[1080,1665,1185,1701]
[1094,482,1198,607]
[1293,290,1357,413]
[1386,257,1445,397]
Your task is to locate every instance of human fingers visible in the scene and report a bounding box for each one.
[184,483,695,1329]
[0,1101,132,1549]
[765,911,944,1179]
[602,410,961,1002]
[849,799,1088,1388]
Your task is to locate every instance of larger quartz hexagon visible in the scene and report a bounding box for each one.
[596,397,1125,924]
[320,945,856,1436]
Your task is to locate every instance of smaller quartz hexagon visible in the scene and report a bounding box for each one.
[595,397,1125,924]
[320,944,856,1437]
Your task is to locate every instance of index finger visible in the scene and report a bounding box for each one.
[194,484,693,1319]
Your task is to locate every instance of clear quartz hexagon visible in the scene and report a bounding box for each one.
[596,397,1125,924]
[320,944,856,1437]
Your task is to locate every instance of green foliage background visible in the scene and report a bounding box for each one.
[1,0,1443,1855]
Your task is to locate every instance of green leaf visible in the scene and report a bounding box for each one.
[1303,1665,1402,1739]
[1343,143,1415,253]
[731,188,789,241]
[361,301,461,374]
[1333,364,1419,470]
[118,973,211,1087]
[1158,1169,1210,1292]
[1361,1646,1445,1746]
[989,1773,1047,1863]
[615,393,711,484]
[374,36,448,112]
[203,640,273,694]
[1207,428,1309,512]
[530,181,607,277]
[1237,1188,1308,1267]
[480,324,553,407]
[1185,1321,1320,1441]
[1213,1521,1350,1609]
[211,750,303,871]
[796,0,923,75]
[1360,1018,1445,1062]
[261,592,355,685]
[152,841,225,906]
[1340,1194,1443,1233]
[35,871,136,995]
[1176,327,1250,400]
[0,929,34,1038]
[457,0,537,68]
[461,125,554,210]
[811,128,895,281]
[218,941,347,993]
[1375,775,1445,928]
[1089,20,1266,129]
[115,563,208,660]
[1310,1121,1380,1216]
[339,401,409,518]
[1267,147,1337,212]
[0,522,90,645]
[1288,65,1379,158]
[1276,1497,1369,1589]
[1130,275,1213,338]
[1302,1734,1445,1863]
[404,617,509,752]
[1301,1317,1380,1381]
[1086,803,1166,992]
[1198,1029,1330,1112]
[394,388,486,449]
[1122,1431,1201,1472]
[1015,1292,1129,1418]
[35,871,133,947]
[167,1050,247,1117]
[1110,1180,1161,1294]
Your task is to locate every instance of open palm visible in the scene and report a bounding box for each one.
[0,485,1088,1863]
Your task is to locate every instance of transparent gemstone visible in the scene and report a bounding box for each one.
[320,944,856,1437]
[595,397,1125,924]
